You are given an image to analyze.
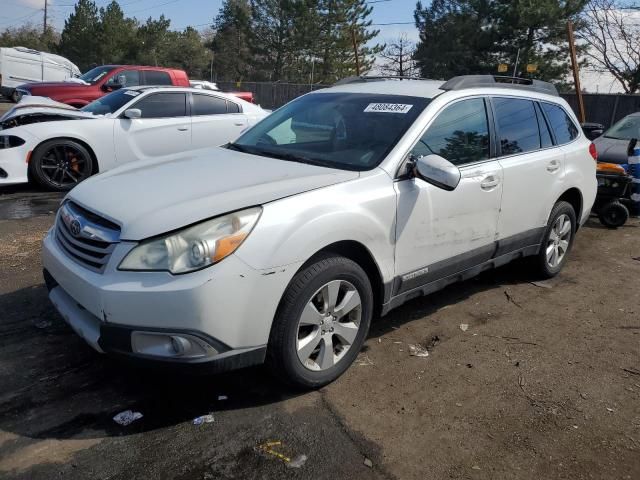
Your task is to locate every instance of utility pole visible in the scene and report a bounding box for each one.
[43,0,48,35]
[567,20,586,123]
[351,28,360,76]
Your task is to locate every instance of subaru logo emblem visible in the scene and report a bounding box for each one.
[69,219,82,237]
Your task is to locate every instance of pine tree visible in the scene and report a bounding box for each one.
[315,0,383,83]
[413,0,588,84]
[58,0,101,71]
[97,1,138,65]
[211,0,254,81]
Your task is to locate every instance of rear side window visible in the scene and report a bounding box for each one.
[134,93,187,118]
[412,98,489,166]
[493,98,540,155]
[227,101,240,113]
[192,94,228,115]
[541,102,578,144]
[143,70,172,86]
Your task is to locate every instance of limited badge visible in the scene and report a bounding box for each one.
[364,103,413,114]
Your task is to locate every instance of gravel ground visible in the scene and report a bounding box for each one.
[0,186,639,480]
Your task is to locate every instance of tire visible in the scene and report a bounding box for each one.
[266,254,373,389]
[29,139,94,191]
[598,201,629,228]
[531,201,577,279]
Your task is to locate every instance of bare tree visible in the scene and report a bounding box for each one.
[579,0,640,93]
[377,34,418,77]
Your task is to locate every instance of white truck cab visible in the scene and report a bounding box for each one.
[42,75,597,388]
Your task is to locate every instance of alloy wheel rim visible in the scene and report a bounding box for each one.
[40,145,90,188]
[296,280,362,372]
[546,213,571,268]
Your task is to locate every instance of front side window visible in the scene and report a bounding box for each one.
[105,70,140,88]
[192,94,228,115]
[541,102,578,144]
[411,98,489,166]
[133,93,187,118]
[143,70,172,86]
[232,93,430,171]
[494,98,540,155]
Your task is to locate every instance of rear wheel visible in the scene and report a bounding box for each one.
[598,201,629,228]
[266,254,373,389]
[29,139,94,191]
[531,201,576,279]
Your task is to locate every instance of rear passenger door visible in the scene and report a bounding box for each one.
[190,93,248,148]
[113,92,191,164]
[394,97,503,290]
[492,97,566,251]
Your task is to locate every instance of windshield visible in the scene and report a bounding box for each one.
[78,66,116,84]
[81,88,141,115]
[231,92,430,171]
[604,115,640,140]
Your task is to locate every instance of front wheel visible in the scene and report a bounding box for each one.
[531,201,577,279]
[29,139,94,191]
[266,254,373,389]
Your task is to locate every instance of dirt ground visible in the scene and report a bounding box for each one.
[0,186,639,480]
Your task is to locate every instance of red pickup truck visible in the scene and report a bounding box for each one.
[15,65,190,107]
[16,64,256,106]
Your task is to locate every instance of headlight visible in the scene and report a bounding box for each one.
[118,207,262,274]
[0,136,25,149]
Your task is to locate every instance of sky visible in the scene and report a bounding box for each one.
[0,0,627,92]
[0,0,421,44]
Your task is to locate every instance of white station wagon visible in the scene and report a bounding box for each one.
[42,75,597,388]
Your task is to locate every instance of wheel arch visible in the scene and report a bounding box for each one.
[556,187,583,228]
[298,240,387,317]
[31,136,99,174]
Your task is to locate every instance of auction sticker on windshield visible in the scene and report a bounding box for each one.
[364,103,413,114]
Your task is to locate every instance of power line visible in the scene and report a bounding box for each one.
[124,0,181,15]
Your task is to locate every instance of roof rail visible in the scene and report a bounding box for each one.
[334,75,427,86]
[440,75,559,96]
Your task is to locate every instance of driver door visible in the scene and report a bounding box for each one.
[394,97,503,292]
[113,92,191,164]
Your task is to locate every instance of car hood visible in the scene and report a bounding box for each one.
[0,96,97,127]
[21,81,90,91]
[67,147,360,240]
[593,136,633,164]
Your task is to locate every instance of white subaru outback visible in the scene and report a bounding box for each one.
[42,75,597,388]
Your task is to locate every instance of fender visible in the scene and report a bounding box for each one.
[236,170,397,285]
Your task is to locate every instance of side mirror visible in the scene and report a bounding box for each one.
[413,154,461,191]
[124,108,141,119]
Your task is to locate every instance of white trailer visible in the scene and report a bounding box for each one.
[0,47,81,102]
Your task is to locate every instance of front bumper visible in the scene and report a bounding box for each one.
[0,143,30,185]
[42,226,301,370]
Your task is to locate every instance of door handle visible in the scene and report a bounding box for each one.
[234,122,245,126]
[480,175,500,190]
[177,127,189,131]
[547,160,560,172]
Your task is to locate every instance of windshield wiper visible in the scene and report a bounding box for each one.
[227,143,329,167]
[226,142,253,154]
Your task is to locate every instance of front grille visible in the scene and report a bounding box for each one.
[55,202,120,273]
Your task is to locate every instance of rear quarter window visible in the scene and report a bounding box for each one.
[541,102,579,145]
[143,70,172,86]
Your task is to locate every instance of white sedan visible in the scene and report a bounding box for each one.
[0,87,268,190]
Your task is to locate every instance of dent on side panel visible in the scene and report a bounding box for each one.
[235,172,398,284]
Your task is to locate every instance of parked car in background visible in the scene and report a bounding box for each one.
[593,113,640,164]
[14,65,189,107]
[41,75,596,388]
[0,86,268,190]
[0,47,80,102]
